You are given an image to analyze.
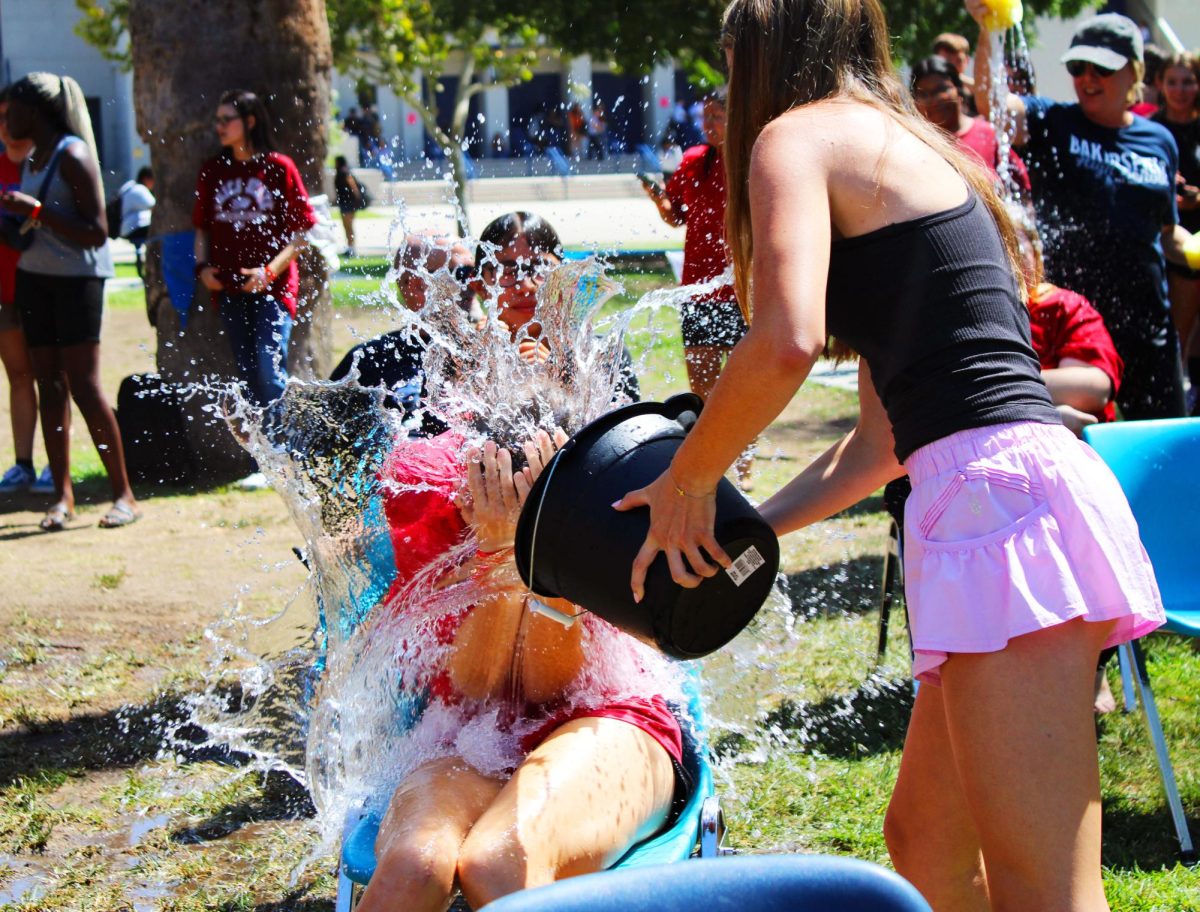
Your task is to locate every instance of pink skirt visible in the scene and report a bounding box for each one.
[902,421,1164,685]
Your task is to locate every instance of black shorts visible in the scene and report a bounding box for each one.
[15,269,105,347]
[680,299,748,348]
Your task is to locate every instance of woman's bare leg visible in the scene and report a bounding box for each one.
[941,618,1114,912]
[457,716,676,907]
[28,346,73,510]
[342,212,356,251]
[60,342,136,506]
[885,683,990,911]
[0,328,37,463]
[357,757,504,912]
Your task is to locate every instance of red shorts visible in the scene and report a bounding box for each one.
[522,695,684,764]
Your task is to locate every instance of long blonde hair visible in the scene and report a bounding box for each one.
[720,0,1023,324]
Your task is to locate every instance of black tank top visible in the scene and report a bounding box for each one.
[826,192,1060,462]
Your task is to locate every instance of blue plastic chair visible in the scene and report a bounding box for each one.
[480,855,931,912]
[334,680,722,910]
[1083,417,1200,861]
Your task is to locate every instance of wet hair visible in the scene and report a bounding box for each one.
[720,0,1023,326]
[475,212,563,266]
[910,56,963,95]
[470,385,575,472]
[217,88,276,156]
[136,166,153,183]
[1006,203,1044,291]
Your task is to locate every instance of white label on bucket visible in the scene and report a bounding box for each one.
[726,546,765,587]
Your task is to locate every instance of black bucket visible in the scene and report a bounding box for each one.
[514,393,780,660]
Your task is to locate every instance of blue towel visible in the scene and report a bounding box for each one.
[160,231,196,329]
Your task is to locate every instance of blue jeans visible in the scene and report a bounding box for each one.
[219,292,292,406]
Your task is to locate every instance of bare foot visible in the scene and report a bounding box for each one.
[1094,669,1117,714]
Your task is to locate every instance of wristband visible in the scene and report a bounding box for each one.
[262,265,277,284]
[29,202,42,224]
[1184,233,1200,273]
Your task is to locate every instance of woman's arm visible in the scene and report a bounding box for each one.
[617,119,834,600]
[1163,223,1200,269]
[641,180,685,226]
[964,0,1029,146]
[0,145,108,248]
[1041,358,1113,414]
[193,227,225,291]
[757,360,904,536]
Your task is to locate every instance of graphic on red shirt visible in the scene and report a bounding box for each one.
[664,144,734,301]
[192,152,317,316]
[1028,283,1124,422]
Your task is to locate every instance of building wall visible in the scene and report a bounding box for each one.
[0,0,149,189]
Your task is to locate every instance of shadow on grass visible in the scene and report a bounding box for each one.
[0,690,242,786]
[0,472,198,521]
[716,676,914,761]
[241,889,332,912]
[172,770,315,845]
[782,554,886,620]
[1101,802,1200,871]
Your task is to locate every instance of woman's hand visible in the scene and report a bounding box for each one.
[241,265,274,294]
[462,429,569,553]
[199,266,224,292]
[0,190,39,217]
[613,470,731,603]
[963,0,992,29]
[1056,403,1099,438]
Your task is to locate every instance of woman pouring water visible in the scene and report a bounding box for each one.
[616,0,1164,908]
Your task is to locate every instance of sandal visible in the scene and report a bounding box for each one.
[98,499,141,529]
[39,503,75,532]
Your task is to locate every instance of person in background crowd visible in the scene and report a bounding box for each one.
[641,87,751,488]
[118,166,155,278]
[911,56,1031,202]
[1152,52,1200,412]
[933,32,978,115]
[587,101,608,160]
[333,155,367,259]
[0,85,50,496]
[567,102,587,158]
[1131,43,1169,117]
[972,9,1197,420]
[194,87,317,491]
[0,74,139,530]
[330,233,476,428]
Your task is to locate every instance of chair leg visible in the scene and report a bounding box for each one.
[335,866,356,912]
[1117,643,1136,714]
[876,521,901,666]
[1125,640,1196,861]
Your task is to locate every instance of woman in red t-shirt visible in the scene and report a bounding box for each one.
[193,89,316,416]
[642,89,747,400]
[911,56,1032,202]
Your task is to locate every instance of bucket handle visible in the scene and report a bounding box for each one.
[525,445,586,627]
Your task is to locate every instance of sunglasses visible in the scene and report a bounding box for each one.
[483,259,553,287]
[212,114,242,127]
[1066,60,1118,79]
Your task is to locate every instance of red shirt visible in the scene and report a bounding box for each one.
[1130,102,1159,119]
[664,144,734,301]
[957,118,1031,195]
[192,151,316,317]
[0,154,24,306]
[1028,283,1123,422]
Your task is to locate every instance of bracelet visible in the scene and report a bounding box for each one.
[262,264,277,284]
[29,202,42,224]
[669,469,715,499]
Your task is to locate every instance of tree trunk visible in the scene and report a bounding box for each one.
[128,0,333,484]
